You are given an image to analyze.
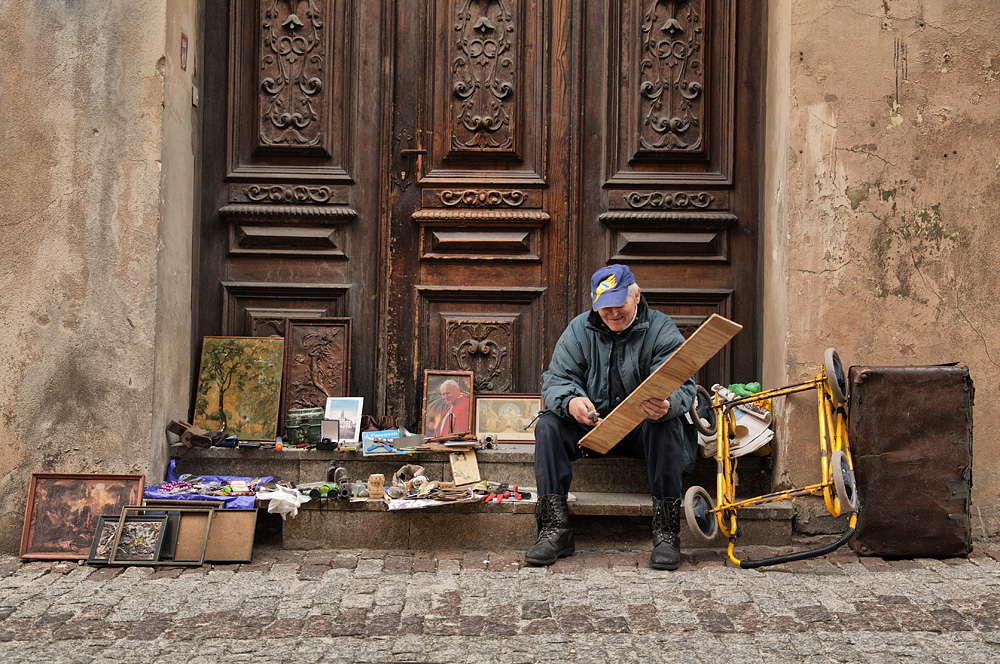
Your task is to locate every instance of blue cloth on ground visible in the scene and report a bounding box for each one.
[142,459,272,509]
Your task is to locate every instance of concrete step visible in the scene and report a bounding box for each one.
[280,492,792,550]
[171,445,788,551]
[171,443,773,496]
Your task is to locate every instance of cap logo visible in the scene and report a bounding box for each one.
[593,274,616,303]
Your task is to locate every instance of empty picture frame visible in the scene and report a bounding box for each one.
[170,508,216,565]
[193,336,285,441]
[20,473,145,560]
[203,509,258,564]
[281,318,352,433]
[422,370,474,438]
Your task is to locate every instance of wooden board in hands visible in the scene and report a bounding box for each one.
[578,314,743,454]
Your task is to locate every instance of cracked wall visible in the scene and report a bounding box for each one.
[766,0,1000,538]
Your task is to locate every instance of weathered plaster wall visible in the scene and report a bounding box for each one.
[152,1,200,487]
[0,1,197,553]
[766,1,1000,538]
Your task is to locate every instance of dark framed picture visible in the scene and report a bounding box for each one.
[193,336,285,441]
[20,473,145,560]
[87,514,128,565]
[281,318,352,434]
[422,370,474,437]
[473,394,543,443]
[89,513,168,566]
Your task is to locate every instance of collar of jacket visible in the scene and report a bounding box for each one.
[586,295,651,338]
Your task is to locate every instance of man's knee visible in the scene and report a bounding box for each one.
[533,411,565,446]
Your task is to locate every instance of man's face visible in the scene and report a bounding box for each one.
[597,288,640,332]
[440,383,460,405]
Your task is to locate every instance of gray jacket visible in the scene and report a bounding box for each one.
[541,297,696,422]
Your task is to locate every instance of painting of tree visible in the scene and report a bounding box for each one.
[193,336,285,440]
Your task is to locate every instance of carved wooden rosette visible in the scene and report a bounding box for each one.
[639,0,706,153]
[447,319,515,393]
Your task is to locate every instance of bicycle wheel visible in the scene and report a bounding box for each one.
[689,384,718,437]
[831,450,859,512]
[824,347,848,405]
[683,485,719,542]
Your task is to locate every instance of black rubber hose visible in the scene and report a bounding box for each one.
[735,521,857,569]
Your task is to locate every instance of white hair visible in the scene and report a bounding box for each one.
[440,379,459,390]
[628,283,640,298]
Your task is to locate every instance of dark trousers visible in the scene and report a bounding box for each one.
[533,411,686,499]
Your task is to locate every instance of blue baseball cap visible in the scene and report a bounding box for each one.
[591,264,635,310]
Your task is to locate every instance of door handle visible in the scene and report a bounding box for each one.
[400,148,427,157]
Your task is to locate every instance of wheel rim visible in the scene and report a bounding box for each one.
[684,486,718,542]
[832,450,859,512]
[824,347,848,405]
[690,385,718,436]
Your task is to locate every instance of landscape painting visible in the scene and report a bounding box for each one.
[193,336,285,441]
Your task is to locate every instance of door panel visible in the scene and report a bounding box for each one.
[384,0,571,424]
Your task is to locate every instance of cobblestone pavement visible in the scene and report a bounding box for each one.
[2,544,1000,663]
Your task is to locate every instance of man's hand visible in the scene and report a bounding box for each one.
[568,396,602,426]
[639,398,670,421]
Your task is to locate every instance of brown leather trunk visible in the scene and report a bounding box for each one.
[847,365,974,558]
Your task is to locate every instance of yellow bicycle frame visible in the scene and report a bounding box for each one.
[707,364,858,567]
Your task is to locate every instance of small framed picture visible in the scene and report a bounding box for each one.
[473,394,543,443]
[106,513,169,565]
[324,397,364,443]
[422,370,474,437]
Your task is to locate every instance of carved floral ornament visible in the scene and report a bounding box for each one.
[439,190,526,207]
[639,0,705,151]
[452,0,516,150]
[259,0,325,147]
[625,191,715,209]
[447,320,513,392]
[244,184,334,204]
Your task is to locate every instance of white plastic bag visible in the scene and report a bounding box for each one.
[256,484,310,520]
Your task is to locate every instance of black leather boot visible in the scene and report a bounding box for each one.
[524,494,575,566]
[651,496,682,570]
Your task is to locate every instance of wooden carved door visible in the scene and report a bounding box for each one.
[575,1,764,387]
[383,0,574,424]
[198,1,387,411]
[200,1,764,428]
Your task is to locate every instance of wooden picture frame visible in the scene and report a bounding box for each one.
[170,508,216,565]
[323,397,364,443]
[473,394,543,443]
[87,514,132,565]
[133,505,217,566]
[203,509,258,563]
[193,336,285,441]
[20,473,145,560]
[106,511,169,566]
[281,318,352,435]
[422,370,474,437]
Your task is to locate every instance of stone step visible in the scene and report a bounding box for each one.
[280,492,793,550]
[171,445,788,551]
[171,444,772,497]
